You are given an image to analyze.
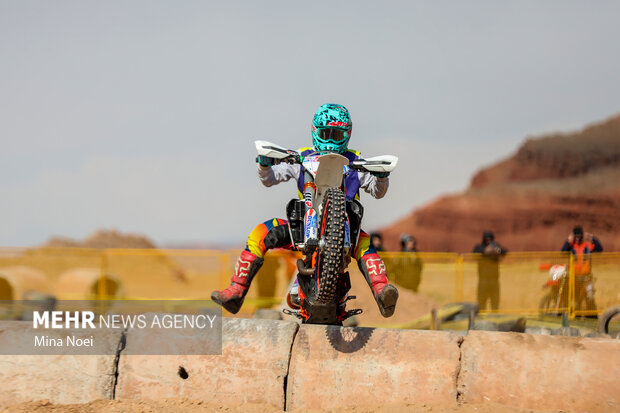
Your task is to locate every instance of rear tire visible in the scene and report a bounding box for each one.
[598,306,620,334]
[316,188,346,303]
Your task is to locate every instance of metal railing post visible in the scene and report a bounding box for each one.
[98,249,108,299]
[455,255,464,302]
[568,253,575,319]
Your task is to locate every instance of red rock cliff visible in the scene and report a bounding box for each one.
[381,114,620,252]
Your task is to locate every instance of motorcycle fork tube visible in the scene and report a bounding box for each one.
[302,172,318,245]
[343,216,351,257]
[298,171,317,275]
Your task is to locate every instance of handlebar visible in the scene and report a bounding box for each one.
[255,155,388,173]
[255,154,302,165]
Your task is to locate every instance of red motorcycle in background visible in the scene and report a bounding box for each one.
[538,263,596,315]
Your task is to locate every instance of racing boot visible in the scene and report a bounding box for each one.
[358,253,399,317]
[211,250,263,314]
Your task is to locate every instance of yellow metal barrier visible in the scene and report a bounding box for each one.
[379,252,460,307]
[461,252,571,316]
[574,252,620,318]
[0,247,618,319]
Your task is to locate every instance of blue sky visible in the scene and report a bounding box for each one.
[2,1,620,246]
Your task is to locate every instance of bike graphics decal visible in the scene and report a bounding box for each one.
[304,208,317,240]
[302,155,321,177]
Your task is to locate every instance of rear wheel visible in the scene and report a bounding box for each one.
[316,188,346,303]
[598,306,620,335]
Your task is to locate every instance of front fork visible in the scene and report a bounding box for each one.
[298,175,351,276]
[302,180,318,252]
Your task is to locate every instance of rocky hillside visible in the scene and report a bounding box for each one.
[44,229,157,249]
[381,114,620,252]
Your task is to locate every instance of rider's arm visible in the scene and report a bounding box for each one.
[358,172,389,199]
[592,237,603,252]
[257,163,300,187]
[561,241,572,252]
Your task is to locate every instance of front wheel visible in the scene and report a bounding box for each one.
[539,292,553,315]
[315,187,347,303]
[539,290,562,316]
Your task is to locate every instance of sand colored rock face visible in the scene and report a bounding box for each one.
[286,324,462,411]
[0,266,51,300]
[0,322,121,408]
[114,318,299,409]
[54,267,123,300]
[458,331,620,412]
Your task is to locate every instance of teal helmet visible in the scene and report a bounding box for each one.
[311,103,352,153]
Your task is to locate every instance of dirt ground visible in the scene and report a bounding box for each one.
[1,399,574,413]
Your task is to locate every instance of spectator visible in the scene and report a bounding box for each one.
[370,233,385,252]
[392,234,424,292]
[561,226,602,313]
[473,231,507,311]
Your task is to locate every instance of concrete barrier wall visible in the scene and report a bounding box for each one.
[0,321,121,408]
[458,330,620,412]
[1,318,619,411]
[286,324,462,410]
[115,318,299,409]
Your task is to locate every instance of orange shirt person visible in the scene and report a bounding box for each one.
[561,226,603,275]
[560,226,602,313]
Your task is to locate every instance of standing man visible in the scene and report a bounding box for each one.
[396,234,424,292]
[561,226,602,312]
[473,231,507,311]
[370,233,385,252]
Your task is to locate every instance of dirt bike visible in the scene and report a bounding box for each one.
[538,264,569,315]
[255,141,398,325]
[538,263,596,315]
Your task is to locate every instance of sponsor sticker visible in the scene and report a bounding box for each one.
[304,209,317,239]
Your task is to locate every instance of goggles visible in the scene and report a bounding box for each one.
[316,127,349,144]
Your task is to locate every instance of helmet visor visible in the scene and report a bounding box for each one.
[316,128,348,144]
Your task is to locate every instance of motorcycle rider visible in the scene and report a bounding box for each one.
[561,226,602,312]
[211,103,399,317]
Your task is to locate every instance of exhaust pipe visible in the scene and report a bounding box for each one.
[297,259,314,276]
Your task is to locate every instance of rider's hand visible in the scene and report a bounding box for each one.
[584,232,593,243]
[371,171,390,179]
[567,233,574,244]
[256,155,278,167]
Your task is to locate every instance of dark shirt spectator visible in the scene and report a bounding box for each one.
[393,234,424,292]
[473,231,507,311]
[370,233,385,252]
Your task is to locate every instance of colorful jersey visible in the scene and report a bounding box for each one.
[245,217,375,261]
[257,147,389,200]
